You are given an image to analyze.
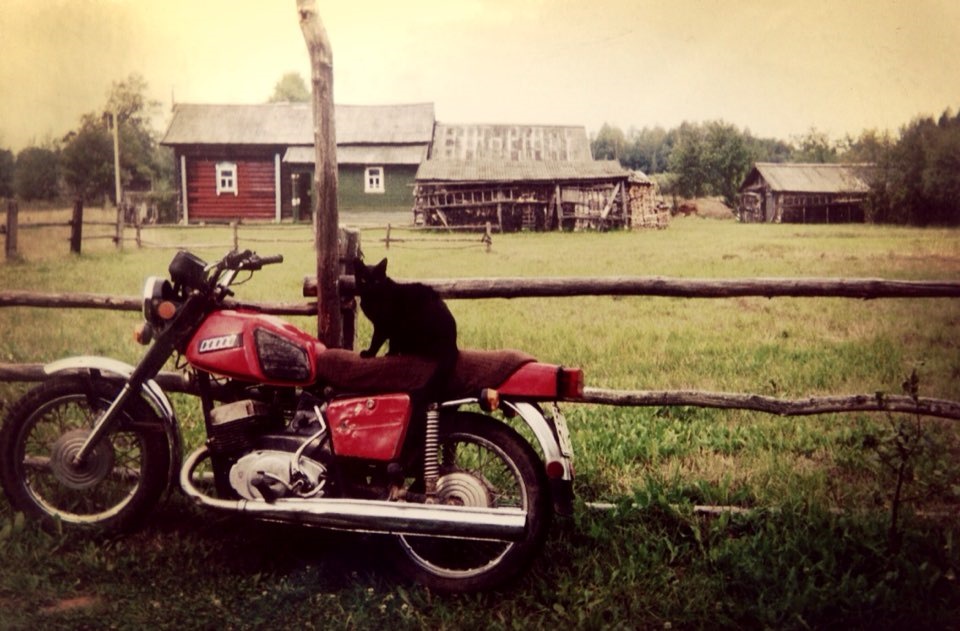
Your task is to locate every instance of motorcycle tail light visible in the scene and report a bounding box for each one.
[478,388,500,412]
[546,460,566,479]
[558,368,584,400]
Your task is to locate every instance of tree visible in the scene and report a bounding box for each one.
[746,134,792,164]
[60,118,114,202]
[668,122,709,198]
[864,109,960,226]
[840,128,893,164]
[14,146,59,200]
[61,74,166,202]
[791,128,838,162]
[269,72,310,103]
[623,126,670,174]
[920,120,960,224]
[591,123,626,160]
[702,121,752,205]
[0,148,14,198]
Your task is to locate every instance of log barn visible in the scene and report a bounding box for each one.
[736,162,874,223]
[413,123,663,231]
[160,102,434,223]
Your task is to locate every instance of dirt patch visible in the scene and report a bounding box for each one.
[693,197,735,220]
[40,595,100,615]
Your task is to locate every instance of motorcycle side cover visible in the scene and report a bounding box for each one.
[186,309,324,386]
[326,394,412,461]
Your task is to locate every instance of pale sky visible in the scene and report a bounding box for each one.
[1,0,958,151]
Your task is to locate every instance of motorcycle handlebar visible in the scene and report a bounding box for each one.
[253,254,284,268]
[218,250,284,272]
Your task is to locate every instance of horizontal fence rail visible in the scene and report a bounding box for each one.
[309,275,960,300]
[0,290,315,316]
[1,277,958,423]
[4,276,960,318]
[1,363,958,422]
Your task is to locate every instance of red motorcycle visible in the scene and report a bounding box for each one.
[0,249,581,592]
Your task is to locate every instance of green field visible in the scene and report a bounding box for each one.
[0,217,958,628]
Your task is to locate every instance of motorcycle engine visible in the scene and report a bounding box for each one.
[211,396,331,501]
[228,450,327,501]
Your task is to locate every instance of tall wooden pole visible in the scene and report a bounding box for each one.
[298,0,342,347]
[111,109,123,249]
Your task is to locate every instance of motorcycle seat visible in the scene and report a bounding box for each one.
[314,348,535,400]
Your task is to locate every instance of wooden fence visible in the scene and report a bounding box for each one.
[1,276,959,422]
[1,201,495,259]
[2,199,127,258]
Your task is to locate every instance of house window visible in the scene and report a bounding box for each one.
[216,162,238,196]
[364,166,384,194]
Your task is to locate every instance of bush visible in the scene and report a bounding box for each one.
[14,147,59,201]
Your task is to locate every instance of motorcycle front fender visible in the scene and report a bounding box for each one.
[44,355,184,491]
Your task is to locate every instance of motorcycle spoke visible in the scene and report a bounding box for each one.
[397,419,539,584]
[17,395,146,522]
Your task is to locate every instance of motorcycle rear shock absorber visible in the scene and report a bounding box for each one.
[424,403,440,499]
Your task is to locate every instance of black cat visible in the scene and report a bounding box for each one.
[353,257,458,393]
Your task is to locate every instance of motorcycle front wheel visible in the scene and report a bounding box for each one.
[0,376,171,533]
[392,411,551,592]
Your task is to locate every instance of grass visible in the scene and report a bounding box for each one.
[0,215,959,628]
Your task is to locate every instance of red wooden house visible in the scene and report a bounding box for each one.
[160,102,434,223]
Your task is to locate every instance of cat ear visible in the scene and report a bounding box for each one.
[373,258,388,278]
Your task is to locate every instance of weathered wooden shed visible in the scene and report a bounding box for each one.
[161,102,434,223]
[413,123,664,231]
[414,160,627,231]
[736,162,874,223]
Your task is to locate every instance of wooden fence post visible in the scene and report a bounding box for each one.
[114,201,123,249]
[299,0,342,348]
[339,227,360,350]
[385,223,392,250]
[70,198,83,254]
[134,208,142,248]
[5,199,18,260]
[232,220,239,251]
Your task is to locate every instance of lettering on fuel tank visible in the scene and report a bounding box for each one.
[198,333,243,354]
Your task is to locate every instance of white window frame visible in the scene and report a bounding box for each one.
[216,161,238,196]
[364,166,384,194]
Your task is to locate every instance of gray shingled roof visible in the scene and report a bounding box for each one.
[415,160,628,183]
[430,123,592,162]
[161,102,435,146]
[283,144,428,165]
[747,163,874,194]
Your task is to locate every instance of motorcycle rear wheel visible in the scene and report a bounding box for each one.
[391,411,550,592]
[0,377,171,533]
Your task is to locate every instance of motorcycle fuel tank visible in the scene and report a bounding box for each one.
[186,309,324,386]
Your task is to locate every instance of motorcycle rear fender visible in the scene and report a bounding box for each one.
[43,356,183,491]
[444,398,574,516]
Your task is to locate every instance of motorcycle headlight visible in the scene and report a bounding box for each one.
[142,276,178,327]
[169,251,208,290]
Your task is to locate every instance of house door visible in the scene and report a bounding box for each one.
[294,172,312,221]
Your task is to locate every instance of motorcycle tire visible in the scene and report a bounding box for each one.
[391,411,551,592]
[0,376,171,534]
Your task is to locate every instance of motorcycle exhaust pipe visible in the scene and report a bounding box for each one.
[180,447,526,542]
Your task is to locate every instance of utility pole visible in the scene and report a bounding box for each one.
[110,109,123,249]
